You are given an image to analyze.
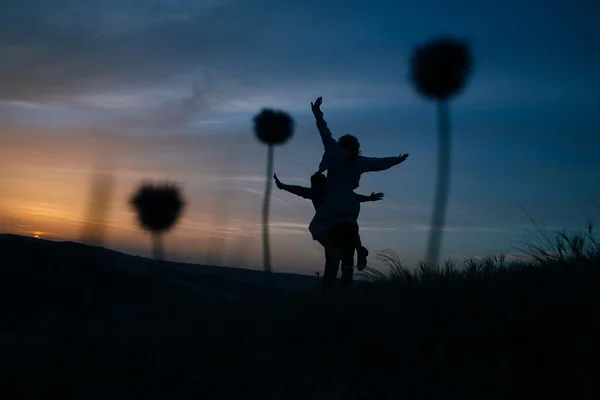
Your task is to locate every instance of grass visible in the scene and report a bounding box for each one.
[1,226,599,399]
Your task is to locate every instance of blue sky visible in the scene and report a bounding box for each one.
[0,0,599,274]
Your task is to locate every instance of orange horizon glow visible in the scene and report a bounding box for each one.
[0,126,427,274]
[0,154,267,269]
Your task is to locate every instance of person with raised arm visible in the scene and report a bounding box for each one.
[273,172,383,271]
[308,96,409,288]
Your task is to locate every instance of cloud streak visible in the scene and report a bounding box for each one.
[3,0,596,116]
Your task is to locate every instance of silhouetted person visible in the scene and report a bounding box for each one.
[273,172,383,271]
[308,96,409,284]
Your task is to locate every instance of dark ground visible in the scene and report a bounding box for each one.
[1,234,599,399]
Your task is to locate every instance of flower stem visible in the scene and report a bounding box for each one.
[425,100,451,269]
[153,232,163,261]
[262,145,274,279]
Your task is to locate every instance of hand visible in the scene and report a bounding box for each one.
[397,153,409,164]
[311,96,323,117]
[370,192,384,201]
[273,173,282,189]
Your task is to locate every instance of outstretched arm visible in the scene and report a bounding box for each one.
[360,154,409,173]
[311,97,337,152]
[356,192,385,203]
[273,174,313,200]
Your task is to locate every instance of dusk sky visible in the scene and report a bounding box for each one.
[1,0,599,274]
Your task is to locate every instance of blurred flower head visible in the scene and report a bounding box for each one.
[410,37,473,101]
[130,182,185,234]
[253,109,295,146]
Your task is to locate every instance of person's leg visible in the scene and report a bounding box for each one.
[339,223,359,287]
[322,228,342,295]
[356,230,369,271]
[315,231,334,256]
[355,231,362,248]
[310,201,343,273]
[350,202,367,270]
[315,230,342,278]
[322,257,336,295]
[311,193,361,291]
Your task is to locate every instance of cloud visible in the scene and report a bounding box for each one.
[0,1,255,101]
[4,0,595,117]
[0,1,325,103]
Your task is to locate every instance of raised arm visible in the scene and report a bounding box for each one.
[273,174,313,200]
[311,97,338,152]
[356,192,385,203]
[360,154,409,173]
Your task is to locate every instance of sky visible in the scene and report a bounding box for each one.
[1,0,599,274]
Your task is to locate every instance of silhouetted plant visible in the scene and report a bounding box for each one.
[410,37,473,269]
[130,182,185,261]
[514,224,600,264]
[253,109,295,277]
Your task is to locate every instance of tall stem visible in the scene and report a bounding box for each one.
[153,232,163,261]
[425,100,451,269]
[262,145,274,278]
